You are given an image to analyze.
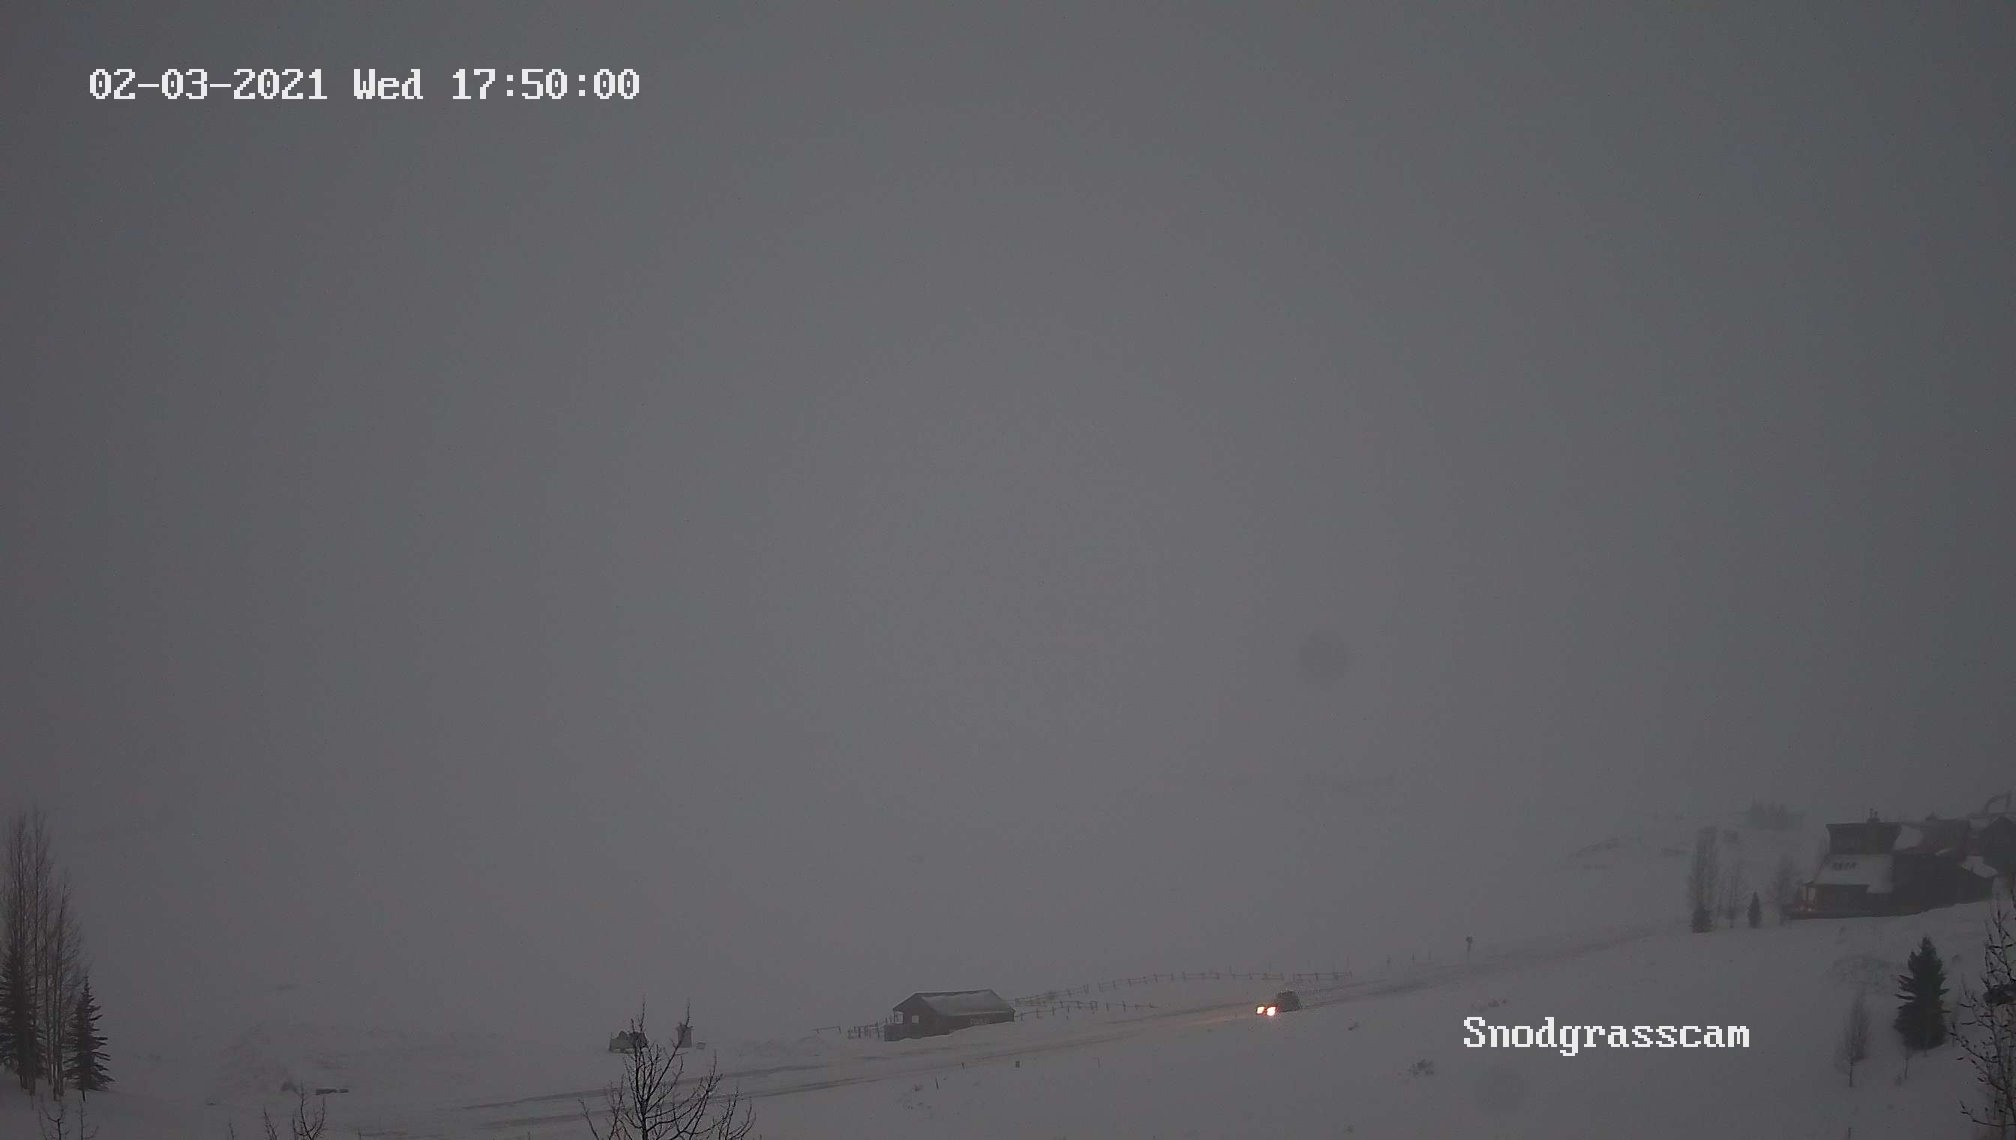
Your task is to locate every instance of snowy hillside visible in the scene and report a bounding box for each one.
[4,893,2001,1138]
[742,902,1996,1140]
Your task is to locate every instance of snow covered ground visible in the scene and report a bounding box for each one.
[2,818,1998,1138]
[6,903,2002,1138]
[743,903,1997,1139]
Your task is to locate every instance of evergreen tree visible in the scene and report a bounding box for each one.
[1894,936,1949,1052]
[67,975,109,1094]
[1747,892,1762,928]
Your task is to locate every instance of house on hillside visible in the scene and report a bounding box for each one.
[883,989,1017,1041]
[1792,814,1997,919]
[1974,815,2016,878]
[1968,794,2016,880]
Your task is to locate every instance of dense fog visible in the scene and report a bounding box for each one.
[5,4,2011,1078]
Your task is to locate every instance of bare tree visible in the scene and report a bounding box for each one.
[1837,989,1870,1087]
[38,877,84,1096]
[3,810,86,1096]
[1719,858,1749,927]
[35,1088,97,1140]
[580,1004,753,1140]
[1957,900,2016,1136]
[1687,827,1720,931]
[1,822,34,1091]
[267,1088,328,1139]
[4,809,61,1093]
[221,1088,329,1140]
[1771,852,1801,921]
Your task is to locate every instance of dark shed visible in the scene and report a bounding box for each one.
[884,989,1017,1041]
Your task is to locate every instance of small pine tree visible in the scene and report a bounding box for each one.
[1747,892,1762,929]
[1893,936,1948,1053]
[67,975,110,1094]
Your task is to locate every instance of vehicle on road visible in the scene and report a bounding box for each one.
[1256,990,1302,1016]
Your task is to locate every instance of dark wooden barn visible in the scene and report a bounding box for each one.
[883,989,1017,1041]
[1793,816,1996,919]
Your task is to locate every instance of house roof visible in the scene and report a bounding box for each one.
[894,989,1015,1018]
[1826,822,1899,855]
[1827,819,1971,857]
[1894,819,1971,855]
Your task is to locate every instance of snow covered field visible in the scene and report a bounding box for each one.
[5,884,1999,1139]
[748,904,1995,1139]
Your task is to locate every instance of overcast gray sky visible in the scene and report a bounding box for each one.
[4,4,2012,1051]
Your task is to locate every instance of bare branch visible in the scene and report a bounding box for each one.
[290,1088,328,1140]
[580,1003,754,1140]
[1956,899,2016,1133]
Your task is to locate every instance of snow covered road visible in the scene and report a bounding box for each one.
[354,921,1672,1138]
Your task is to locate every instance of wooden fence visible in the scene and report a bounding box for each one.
[1010,967,1351,1007]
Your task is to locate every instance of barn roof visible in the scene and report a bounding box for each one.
[895,989,1015,1018]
